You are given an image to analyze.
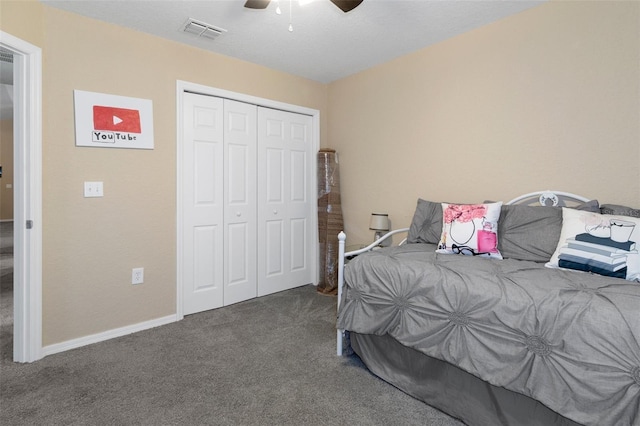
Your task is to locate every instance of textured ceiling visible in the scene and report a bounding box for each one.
[41,0,546,84]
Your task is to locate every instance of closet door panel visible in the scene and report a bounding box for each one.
[223,99,258,305]
[258,113,286,296]
[257,108,313,296]
[288,120,312,284]
[266,220,284,276]
[290,218,307,271]
[183,93,224,315]
[266,148,284,202]
[227,223,249,284]
[193,226,218,290]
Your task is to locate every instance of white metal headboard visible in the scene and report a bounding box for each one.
[507,190,590,207]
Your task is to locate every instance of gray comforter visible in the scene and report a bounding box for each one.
[337,244,640,426]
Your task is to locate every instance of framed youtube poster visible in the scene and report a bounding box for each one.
[74,90,154,149]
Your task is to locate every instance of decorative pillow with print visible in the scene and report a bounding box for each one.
[547,207,640,282]
[436,202,503,259]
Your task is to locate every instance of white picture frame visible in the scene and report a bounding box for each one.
[74,90,154,149]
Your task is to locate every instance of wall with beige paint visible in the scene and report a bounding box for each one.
[0,0,44,45]
[328,1,640,246]
[0,119,13,220]
[2,1,328,346]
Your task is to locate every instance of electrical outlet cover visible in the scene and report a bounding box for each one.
[132,267,144,284]
[84,181,104,197]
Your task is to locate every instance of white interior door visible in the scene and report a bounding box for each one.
[223,100,257,305]
[182,93,224,315]
[257,107,314,296]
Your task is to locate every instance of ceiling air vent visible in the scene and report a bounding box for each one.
[0,49,13,63]
[182,18,227,40]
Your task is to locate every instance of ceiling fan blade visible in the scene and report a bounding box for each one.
[330,0,364,13]
[244,0,271,9]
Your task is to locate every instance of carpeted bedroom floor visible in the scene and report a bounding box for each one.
[0,224,462,425]
[1,221,13,348]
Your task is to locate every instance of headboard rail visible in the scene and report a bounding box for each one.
[507,190,590,207]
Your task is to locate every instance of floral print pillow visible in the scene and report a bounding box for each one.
[436,202,503,259]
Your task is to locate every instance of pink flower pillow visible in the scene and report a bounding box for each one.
[436,202,503,259]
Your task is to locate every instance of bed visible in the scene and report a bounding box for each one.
[336,191,640,426]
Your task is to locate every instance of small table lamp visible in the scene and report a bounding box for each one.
[369,213,390,243]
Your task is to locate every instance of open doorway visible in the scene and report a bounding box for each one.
[0,31,42,363]
[0,48,14,360]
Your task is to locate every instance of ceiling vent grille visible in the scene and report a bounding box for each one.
[182,18,227,40]
[0,49,13,63]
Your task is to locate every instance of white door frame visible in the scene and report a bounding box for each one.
[0,31,43,362]
[176,80,319,320]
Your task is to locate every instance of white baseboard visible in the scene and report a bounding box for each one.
[42,314,178,357]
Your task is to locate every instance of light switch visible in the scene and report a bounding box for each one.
[84,181,104,197]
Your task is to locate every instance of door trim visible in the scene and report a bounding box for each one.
[0,31,43,362]
[176,80,319,319]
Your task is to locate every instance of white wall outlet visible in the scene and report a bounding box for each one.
[84,181,104,197]
[132,267,144,285]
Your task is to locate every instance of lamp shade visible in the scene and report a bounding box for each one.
[369,213,389,231]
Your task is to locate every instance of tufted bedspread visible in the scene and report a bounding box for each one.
[337,243,640,426]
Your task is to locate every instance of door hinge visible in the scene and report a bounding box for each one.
[26,220,33,229]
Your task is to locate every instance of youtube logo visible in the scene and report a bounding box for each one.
[93,105,142,133]
[75,89,154,149]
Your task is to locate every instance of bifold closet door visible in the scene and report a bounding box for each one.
[182,94,257,315]
[223,99,257,305]
[257,107,314,296]
[182,93,225,315]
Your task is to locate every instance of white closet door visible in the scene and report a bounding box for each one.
[257,107,314,296]
[223,100,257,305]
[182,93,224,315]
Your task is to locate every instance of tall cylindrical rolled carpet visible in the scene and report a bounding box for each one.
[317,148,344,295]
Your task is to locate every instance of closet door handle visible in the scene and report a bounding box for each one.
[236,211,242,217]
[273,210,278,215]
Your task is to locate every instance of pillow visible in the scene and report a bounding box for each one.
[600,204,640,218]
[436,202,503,259]
[494,200,599,263]
[574,199,601,212]
[407,199,443,244]
[547,207,640,282]
[497,205,563,262]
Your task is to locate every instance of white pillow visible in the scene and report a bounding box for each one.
[436,202,503,259]
[547,207,640,282]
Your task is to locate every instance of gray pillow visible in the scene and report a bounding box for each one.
[407,199,442,244]
[498,200,599,262]
[574,199,601,212]
[600,203,640,218]
[497,205,563,262]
